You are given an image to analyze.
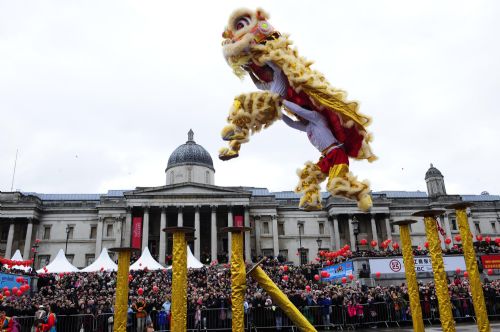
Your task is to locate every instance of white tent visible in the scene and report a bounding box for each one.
[37,249,79,273]
[130,247,166,271]
[80,248,117,272]
[6,250,31,272]
[166,245,204,269]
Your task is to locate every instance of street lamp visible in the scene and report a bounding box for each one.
[65,225,71,254]
[316,237,323,253]
[351,216,360,252]
[30,239,41,296]
[297,221,304,265]
[316,237,323,282]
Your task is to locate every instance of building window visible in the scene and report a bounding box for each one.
[299,248,308,265]
[90,225,97,239]
[475,223,481,235]
[279,249,288,261]
[319,223,325,235]
[67,226,74,240]
[43,226,51,240]
[37,255,50,269]
[106,224,113,237]
[205,171,210,184]
[390,223,395,234]
[1,225,9,241]
[85,254,95,266]
[451,218,457,231]
[278,223,285,236]
[491,221,497,233]
[65,254,74,264]
[262,249,274,257]
[262,222,270,234]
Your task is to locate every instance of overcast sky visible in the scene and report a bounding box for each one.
[1,1,499,196]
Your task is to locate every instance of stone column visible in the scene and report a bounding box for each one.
[159,207,167,265]
[227,206,233,260]
[443,214,452,244]
[371,215,379,250]
[177,206,183,227]
[328,217,335,251]
[123,207,132,247]
[211,206,218,262]
[347,215,356,249]
[23,220,33,259]
[254,216,262,255]
[333,215,341,250]
[385,216,392,240]
[272,215,279,257]
[5,222,15,259]
[95,217,104,257]
[115,217,123,247]
[194,205,201,260]
[142,207,149,252]
[244,207,251,262]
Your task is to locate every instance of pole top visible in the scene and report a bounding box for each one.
[246,257,266,276]
[412,209,445,217]
[391,219,418,226]
[163,226,195,234]
[221,226,252,233]
[446,202,474,210]
[109,247,140,253]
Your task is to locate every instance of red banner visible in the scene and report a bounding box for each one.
[481,254,500,269]
[234,215,243,227]
[132,217,143,249]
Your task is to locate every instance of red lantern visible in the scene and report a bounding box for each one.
[344,244,350,251]
[321,271,329,278]
[325,261,332,266]
[464,271,469,278]
[445,238,451,245]
[11,287,18,294]
[360,239,368,246]
[476,234,483,241]
[455,235,461,242]
[4,290,10,297]
[386,239,392,243]
[375,272,381,278]
[380,242,387,249]
[314,274,320,281]
[424,242,429,248]
[456,268,461,274]
[153,285,159,293]
[282,275,289,282]
[341,277,347,284]
[487,269,493,276]
[348,274,354,281]
[305,285,311,292]
[0,294,3,301]
[485,236,491,244]
[16,290,22,297]
[283,265,289,272]
[453,244,458,249]
[370,240,378,248]
[392,242,399,250]
[137,288,144,296]
[495,238,500,245]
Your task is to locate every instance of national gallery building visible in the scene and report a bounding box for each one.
[1,130,499,269]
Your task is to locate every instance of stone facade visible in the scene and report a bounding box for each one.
[1,132,499,269]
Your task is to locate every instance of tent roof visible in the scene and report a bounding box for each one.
[80,248,117,272]
[166,246,204,269]
[6,250,31,272]
[130,247,166,271]
[37,249,79,273]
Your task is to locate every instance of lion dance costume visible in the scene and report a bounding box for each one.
[220,8,376,212]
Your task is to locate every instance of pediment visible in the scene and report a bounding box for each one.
[125,183,250,197]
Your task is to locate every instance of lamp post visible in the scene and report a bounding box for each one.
[65,225,71,254]
[297,221,304,265]
[30,239,41,296]
[316,237,323,283]
[351,216,360,252]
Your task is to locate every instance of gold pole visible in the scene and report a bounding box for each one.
[109,247,135,332]
[250,265,317,332]
[414,210,455,332]
[230,231,246,332]
[392,220,424,332]
[447,203,490,332]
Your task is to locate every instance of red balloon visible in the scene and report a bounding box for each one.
[325,261,332,266]
[476,234,483,241]
[424,242,429,248]
[314,274,320,281]
[11,287,18,294]
[0,294,3,301]
[445,238,452,245]
[485,236,491,244]
[305,285,311,292]
[341,277,347,284]
[4,290,10,297]
[456,268,461,274]
[348,274,354,280]
[371,240,378,248]
[464,271,469,278]
[343,244,350,251]
[487,269,493,276]
[392,242,399,250]
[321,271,329,278]
[152,285,159,293]
[386,239,392,244]
[137,288,144,295]
[360,239,368,246]
[282,275,289,282]
[16,290,22,297]
[283,265,289,272]
[455,235,461,242]
[375,272,381,278]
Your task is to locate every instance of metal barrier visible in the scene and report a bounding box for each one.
[9,296,500,331]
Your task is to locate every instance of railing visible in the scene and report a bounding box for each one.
[11,296,500,331]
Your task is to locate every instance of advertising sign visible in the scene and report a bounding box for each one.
[481,255,500,269]
[131,217,143,249]
[321,261,354,281]
[368,256,466,274]
[0,273,30,290]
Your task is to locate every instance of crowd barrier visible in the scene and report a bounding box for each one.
[12,296,500,331]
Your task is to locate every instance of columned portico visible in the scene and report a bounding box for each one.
[385,216,392,240]
[332,215,340,250]
[371,215,379,250]
[23,220,33,259]
[124,208,132,247]
[177,206,183,227]
[211,206,217,262]
[272,215,279,257]
[159,207,167,265]
[5,222,15,259]
[227,206,233,259]
[142,207,149,251]
[244,207,251,262]
[194,206,201,259]
[95,217,104,257]
[347,215,356,249]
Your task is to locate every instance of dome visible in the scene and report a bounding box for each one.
[425,163,443,180]
[166,130,214,171]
